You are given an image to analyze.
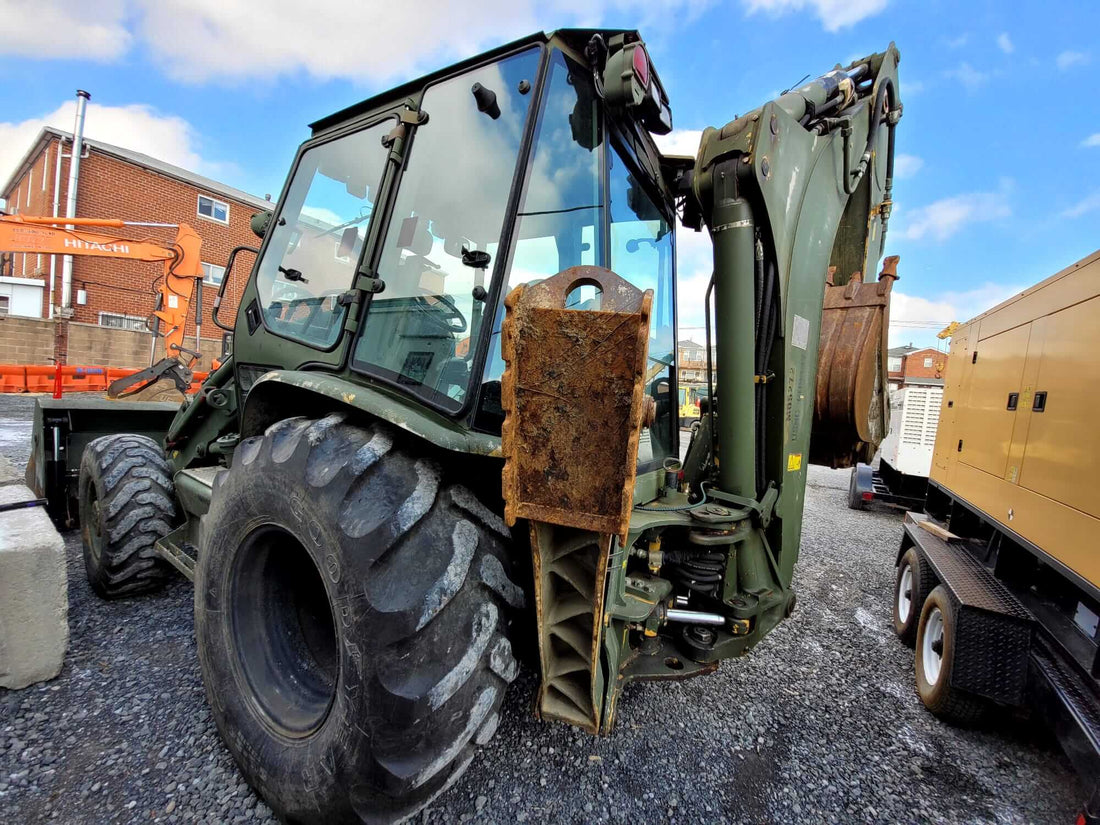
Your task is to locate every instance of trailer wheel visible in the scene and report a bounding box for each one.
[847,466,865,510]
[195,415,524,825]
[78,433,177,598]
[915,585,987,724]
[893,547,935,646]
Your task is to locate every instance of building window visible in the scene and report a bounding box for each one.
[202,262,226,286]
[0,296,9,317]
[98,311,149,332]
[888,356,902,372]
[197,194,229,224]
[42,151,48,191]
[27,171,33,204]
[923,357,933,368]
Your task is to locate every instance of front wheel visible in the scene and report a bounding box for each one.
[195,415,525,824]
[78,434,177,598]
[892,547,935,647]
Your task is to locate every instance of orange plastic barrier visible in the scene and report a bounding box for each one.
[25,365,56,393]
[63,366,108,393]
[11,363,208,394]
[0,365,27,393]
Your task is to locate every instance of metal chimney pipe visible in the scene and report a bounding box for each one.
[60,90,90,312]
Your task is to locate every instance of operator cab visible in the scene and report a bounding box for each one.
[236,30,679,464]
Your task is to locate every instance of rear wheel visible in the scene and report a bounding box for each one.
[915,585,987,724]
[195,414,525,824]
[893,547,935,646]
[78,434,176,598]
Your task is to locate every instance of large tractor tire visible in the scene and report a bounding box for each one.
[195,414,525,825]
[78,433,177,598]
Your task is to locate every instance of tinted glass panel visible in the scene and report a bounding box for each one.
[353,48,541,411]
[609,146,675,464]
[255,122,391,348]
[480,50,603,389]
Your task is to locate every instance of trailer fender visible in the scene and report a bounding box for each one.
[240,370,502,457]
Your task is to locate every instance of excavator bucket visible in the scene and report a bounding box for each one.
[811,256,899,468]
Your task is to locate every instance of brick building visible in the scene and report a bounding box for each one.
[0,127,269,350]
[888,344,948,390]
[677,339,713,384]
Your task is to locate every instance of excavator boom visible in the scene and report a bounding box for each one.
[0,215,204,383]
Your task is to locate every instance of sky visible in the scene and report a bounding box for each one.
[1,0,1096,350]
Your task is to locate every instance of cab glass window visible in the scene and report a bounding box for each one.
[353,48,541,411]
[255,121,391,348]
[609,145,675,465]
[480,50,603,389]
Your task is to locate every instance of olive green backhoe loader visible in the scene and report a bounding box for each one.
[27,29,902,823]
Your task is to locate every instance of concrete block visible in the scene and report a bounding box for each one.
[0,453,22,487]
[0,484,68,689]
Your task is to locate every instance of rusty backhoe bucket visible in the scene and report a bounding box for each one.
[811,256,899,468]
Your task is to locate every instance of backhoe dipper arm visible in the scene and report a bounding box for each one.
[685,44,902,582]
[0,215,204,365]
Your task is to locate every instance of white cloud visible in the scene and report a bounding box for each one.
[0,1,713,84]
[1057,50,1090,70]
[741,0,888,32]
[892,154,923,179]
[996,33,1014,54]
[654,129,704,158]
[674,220,713,333]
[0,101,225,190]
[943,34,969,49]
[944,62,991,92]
[1081,133,1100,148]
[889,283,1025,346]
[899,180,1013,242]
[0,0,131,61]
[1062,192,1100,218]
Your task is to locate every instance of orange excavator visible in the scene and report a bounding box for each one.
[0,215,204,398]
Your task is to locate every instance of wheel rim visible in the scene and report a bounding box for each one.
[922,606,944,685]
[229,524,339,738]
[84,487,103,565]
[897,564,913,624]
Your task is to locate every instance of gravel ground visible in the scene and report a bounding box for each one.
[0,394,1083,824]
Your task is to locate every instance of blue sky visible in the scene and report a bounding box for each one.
[1,0,1096,349]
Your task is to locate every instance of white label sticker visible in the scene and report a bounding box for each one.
[792,314,809,350]
[167,295,179,309]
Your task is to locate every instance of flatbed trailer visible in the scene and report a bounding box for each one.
[891,249,1100,823]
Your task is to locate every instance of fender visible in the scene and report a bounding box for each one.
[241,370,502,457]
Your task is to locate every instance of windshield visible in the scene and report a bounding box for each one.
[255,121,392,348]
[352,47,541,410]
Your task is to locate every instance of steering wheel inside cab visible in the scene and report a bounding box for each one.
[393,215,474,335]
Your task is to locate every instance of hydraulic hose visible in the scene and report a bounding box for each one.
[845,77,896,195]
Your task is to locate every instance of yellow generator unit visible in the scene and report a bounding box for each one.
[890,248,1100,823]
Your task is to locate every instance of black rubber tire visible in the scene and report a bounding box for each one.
[195,414,525,825]
[78,433,177,598]
[847,467,865,510]
[893,546,936,647]
[915,585,987,725]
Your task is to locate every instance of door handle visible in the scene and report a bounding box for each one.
[1006,392,1019,410]
[1032,391,1047,412]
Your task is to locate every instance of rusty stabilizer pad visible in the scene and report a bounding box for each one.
[500,266,651,734]
[812,255,898,468]
[500,265,653,543]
